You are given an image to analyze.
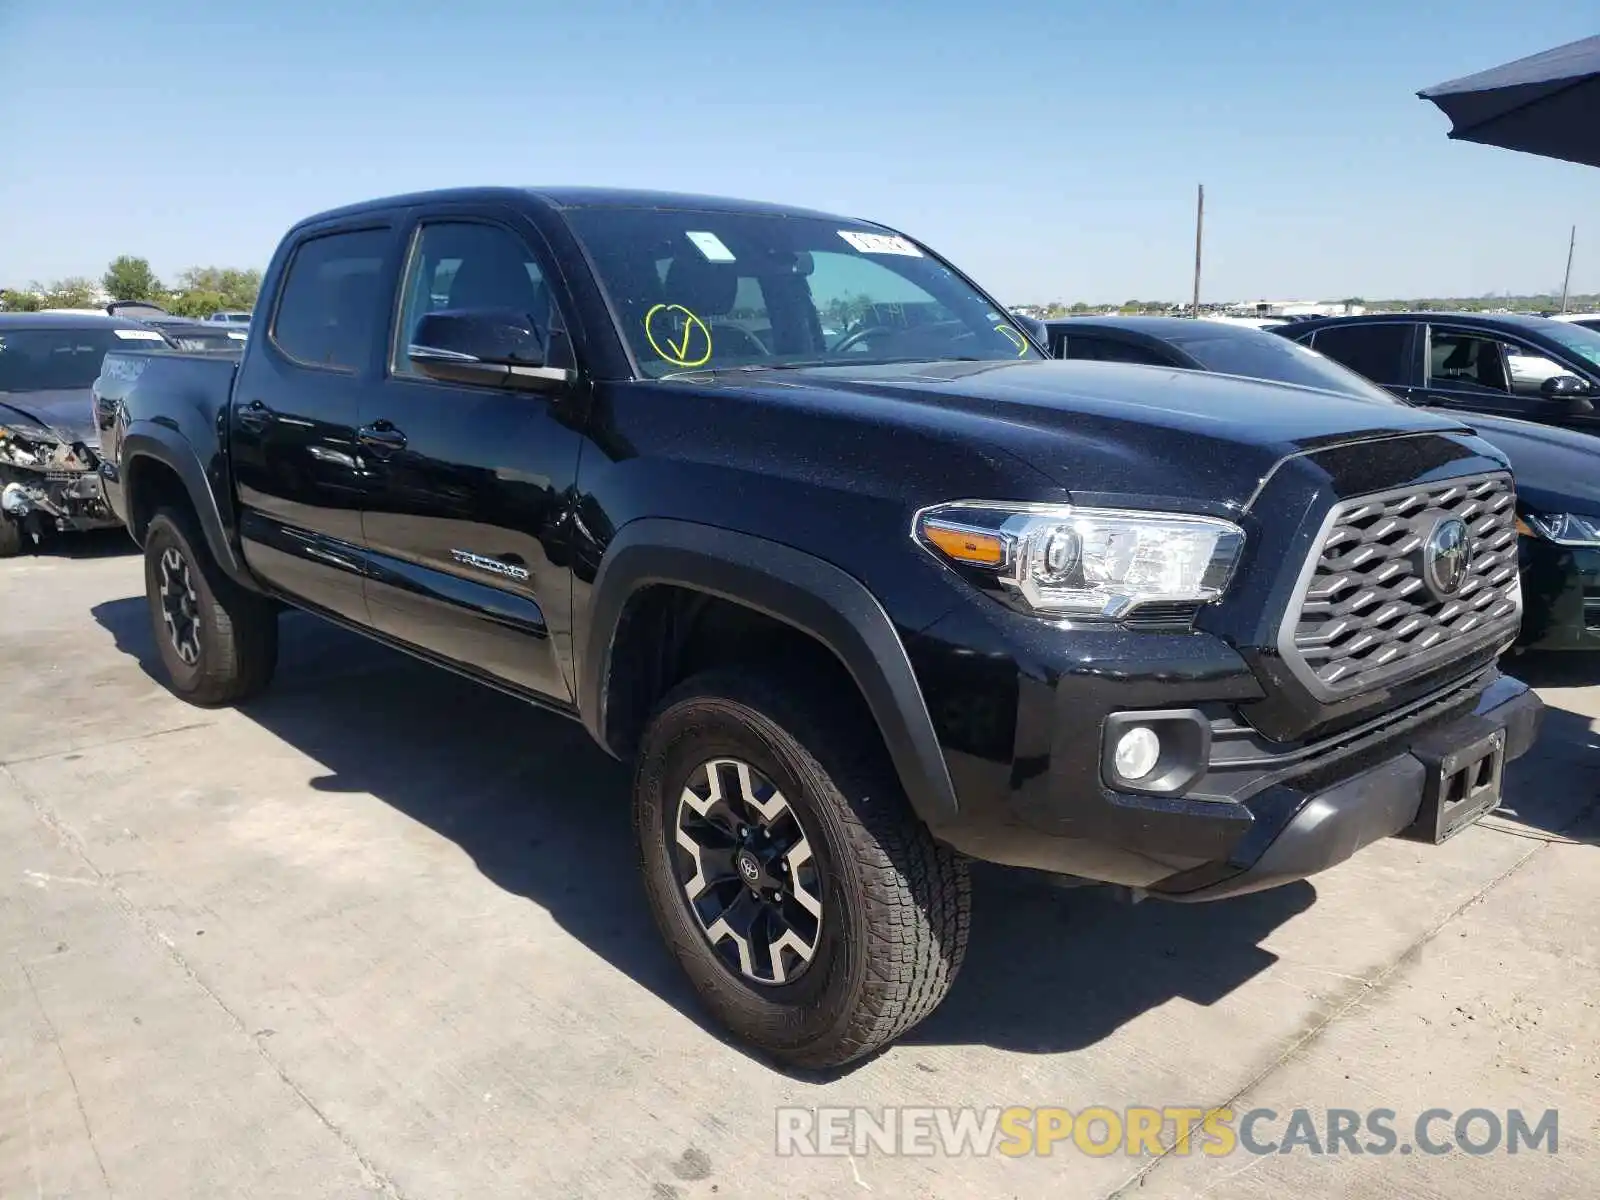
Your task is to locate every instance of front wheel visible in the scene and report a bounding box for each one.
[635,670,970,1069]
[0,515,23,559]
[143,508,278,705]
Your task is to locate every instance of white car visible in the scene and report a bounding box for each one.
[1550,311,1600,332]
[1505,343,1570,389]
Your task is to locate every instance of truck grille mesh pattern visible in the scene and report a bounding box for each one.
[1287,473,1519,694]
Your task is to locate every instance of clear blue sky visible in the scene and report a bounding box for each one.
[2,2,1597,304]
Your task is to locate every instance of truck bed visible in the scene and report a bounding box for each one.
[93,348,242,532]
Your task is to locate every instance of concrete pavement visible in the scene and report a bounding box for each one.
[1,538,1596,1198]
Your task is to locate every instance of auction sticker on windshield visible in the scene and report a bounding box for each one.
[686,231,737,262]
[838,230,923,256]
[113,328,166,340]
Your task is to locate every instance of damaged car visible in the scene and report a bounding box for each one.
[0,312,170,556]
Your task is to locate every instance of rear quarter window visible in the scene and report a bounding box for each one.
[1062,334,1172,366]
[1307,324,1411,385]
[270,228,389,370]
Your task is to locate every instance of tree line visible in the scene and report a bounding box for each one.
[0,256,262,319]
[1020,293,1599,317]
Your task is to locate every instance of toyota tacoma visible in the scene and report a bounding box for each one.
[92,187,1545,1067]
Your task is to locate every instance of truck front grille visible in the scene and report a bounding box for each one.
[1282,472,1519,697]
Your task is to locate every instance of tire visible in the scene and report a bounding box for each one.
[143,507,278,705]
[635,669,970,1069]
[0,516,22,559]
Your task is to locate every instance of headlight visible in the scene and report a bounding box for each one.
[1518,510,1600,547]
[914,501,1245,620]
[0,424,50,468]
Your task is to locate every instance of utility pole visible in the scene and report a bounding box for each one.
[1559,225,1576,314]
[1192,184,1204,318]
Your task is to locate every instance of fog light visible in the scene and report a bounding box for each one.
[1113,726,1161,781]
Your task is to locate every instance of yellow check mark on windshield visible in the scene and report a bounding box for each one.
[669,322,696,361]
[644,303,713,368]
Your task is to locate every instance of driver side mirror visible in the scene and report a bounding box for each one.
[1013,315,1048,346]
[407,309,574,391]
[1539,373,1596,414]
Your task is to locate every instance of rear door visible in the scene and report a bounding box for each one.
[231,223,398,624]
[1301,322,1416,398]
[358,209,585,703]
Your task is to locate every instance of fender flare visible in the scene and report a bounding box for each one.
[120,426,255,588]
[577,518,960,827]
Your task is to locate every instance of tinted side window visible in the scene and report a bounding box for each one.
[1427,331,1514,394]
[393,221,562,378]
[270,229,388,370]
[1308,324,1409,385]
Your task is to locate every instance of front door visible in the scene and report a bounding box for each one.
[231,225,394,624]
[1417,327,1532,420]
[1421,326,1600,431]
[358,214,585,704]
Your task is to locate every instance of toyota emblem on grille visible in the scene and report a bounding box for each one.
[1422,517,1470,601]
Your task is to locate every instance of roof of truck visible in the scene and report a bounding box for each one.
[293,186,866,230]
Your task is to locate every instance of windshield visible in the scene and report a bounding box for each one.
[1164,327,1400,403]
[0,326,163,392]
[1541,321,1600,371]
[563,208,1042,377]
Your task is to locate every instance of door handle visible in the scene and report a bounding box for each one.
[357,419,408,456]
[236,398,275,431]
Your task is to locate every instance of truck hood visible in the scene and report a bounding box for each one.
[0,389,97,447]
[1443,409,1600,515]
[732,359,1475,508]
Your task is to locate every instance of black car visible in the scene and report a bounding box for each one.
[1271,312,1600,434]
[144,317,248,352]
[1044,315,1600,652]
[106,301,248,352]
[1044,315,1403,392]
[0,312,171,554]
[93,187,1544,1067]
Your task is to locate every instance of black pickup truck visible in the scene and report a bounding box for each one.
[93,187,1544,1067]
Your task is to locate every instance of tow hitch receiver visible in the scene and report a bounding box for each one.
[1404,717,1507,844]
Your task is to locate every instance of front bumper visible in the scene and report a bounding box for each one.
[1151,674,1543,900]
[0,463,120,533]
[918,597,1545,897]
[1518,538,1600,652]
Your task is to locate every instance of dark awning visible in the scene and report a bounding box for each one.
[1419,35,1600,169]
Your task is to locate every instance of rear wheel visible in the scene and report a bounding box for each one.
[143,508,277,705]
[635,669,970,1068]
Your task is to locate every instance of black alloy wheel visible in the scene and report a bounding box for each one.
[635,669,971,1068]
[142,507,278,706]
[157,544,202,666]
[673,757,824,986]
